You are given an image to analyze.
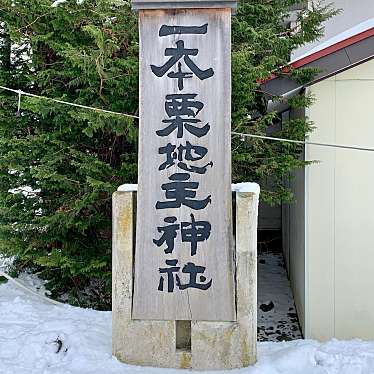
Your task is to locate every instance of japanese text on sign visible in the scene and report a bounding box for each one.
[152,24,214,293]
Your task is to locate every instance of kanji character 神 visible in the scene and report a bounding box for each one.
[153,214,211,256]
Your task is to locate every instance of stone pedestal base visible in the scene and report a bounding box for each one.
[112,184,259,370]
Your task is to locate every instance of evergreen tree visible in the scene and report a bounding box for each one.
[231,1,336,204]
[0,0,334,308]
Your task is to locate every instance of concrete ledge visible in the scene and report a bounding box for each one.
[118,182,260,194]
[132,0,237,11]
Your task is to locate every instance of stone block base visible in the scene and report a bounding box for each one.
[112,185,259,370]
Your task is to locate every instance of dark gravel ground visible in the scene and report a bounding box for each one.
[257,251,303,342]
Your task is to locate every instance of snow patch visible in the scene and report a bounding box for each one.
[2,281,374,373]
[51,0,67,7]
[0,255,14,270]
[51,0,85,7]
[9,185,41,198]
[17,271,50,296]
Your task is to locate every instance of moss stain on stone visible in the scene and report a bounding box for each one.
[178,351,191,369]
[241,336,250,366]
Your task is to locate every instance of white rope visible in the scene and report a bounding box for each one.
[0,85,139,119]
[232,132,374,153]
[0,269,64,306]
[2,85,374,152]
[16,89,22,117]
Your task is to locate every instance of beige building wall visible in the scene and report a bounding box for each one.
[287,161,306,334]
[302,59,374,340]
[283,108,307,334]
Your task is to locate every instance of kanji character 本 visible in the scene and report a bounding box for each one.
[153,214,211,256]
[153,216,179,254]
[158,259,180,293]
[156,94,210,139]
[151,27,214,90]
[181,214,211,256]
[178,262,212,290]
[158,142,213,174]
[156,173,211,210]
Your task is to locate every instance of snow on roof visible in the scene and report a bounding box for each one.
[291,17,374,64]
[232,182,260,194]
[117,184,138,192]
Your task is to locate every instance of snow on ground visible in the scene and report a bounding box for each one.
[0,255,14,270]
[2,281,374,374]
[257,251,302,341]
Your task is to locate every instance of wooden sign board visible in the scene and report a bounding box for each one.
[133,8,235,321]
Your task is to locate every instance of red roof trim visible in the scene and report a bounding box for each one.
[259,27,374,84]
[291,27,374,68]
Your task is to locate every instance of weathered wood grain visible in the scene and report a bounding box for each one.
[133,8,235,321]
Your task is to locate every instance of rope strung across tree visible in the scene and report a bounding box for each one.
[0,85,139,119]
[2,85,374,153]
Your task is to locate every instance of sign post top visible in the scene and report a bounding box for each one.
[132,0,237,12]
